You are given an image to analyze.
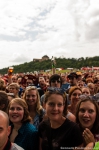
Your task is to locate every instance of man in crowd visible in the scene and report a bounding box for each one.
[0,110,24,150]
[67,72,78,87]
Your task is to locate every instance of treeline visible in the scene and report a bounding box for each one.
[0,56,99,74]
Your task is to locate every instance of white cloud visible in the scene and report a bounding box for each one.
[0,0,99,69]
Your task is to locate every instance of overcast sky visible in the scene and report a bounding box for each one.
[0,0,99,69]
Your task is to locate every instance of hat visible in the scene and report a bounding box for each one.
[67,72,78,79]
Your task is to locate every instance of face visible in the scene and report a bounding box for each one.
[94,81,99,88]
[45,94,64,121]
[26,79,33,86]
[61,74,66,82]
[51,79,61,88]
[78,101,96,130]
[12,77,17,83]
[88,85,95,95]
[9,102,24,124]
[82,88,90,95]
[39,79,46,87]
[0,114,11,149]
[77,81,84,89]
[9,86,18,95]
[25,90,37,106]
[70,89,82,105]
[46,79,49,87]
[69,77,77,86]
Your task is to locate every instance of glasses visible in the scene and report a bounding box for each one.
[51,80,61,83]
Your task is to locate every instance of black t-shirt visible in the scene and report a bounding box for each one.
[38,119,83,150]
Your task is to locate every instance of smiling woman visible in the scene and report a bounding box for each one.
[23,86,45,129]
[8,98,39,150]
[38,88,83,150]
[75,98,99,146]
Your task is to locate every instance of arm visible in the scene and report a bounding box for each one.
[84,142,94,150]
[74,143,84,150]
[74,143,94,150]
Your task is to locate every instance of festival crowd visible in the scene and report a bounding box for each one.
[0,68,99,150]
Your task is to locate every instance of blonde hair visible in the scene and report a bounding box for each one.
[23,86,43,115]
[8,83,20,90]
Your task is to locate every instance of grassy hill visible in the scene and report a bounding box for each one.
[0,56,99,74]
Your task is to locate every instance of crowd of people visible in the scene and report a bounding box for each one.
[0,69,99,150]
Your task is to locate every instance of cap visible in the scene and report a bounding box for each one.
[67,72,78,79]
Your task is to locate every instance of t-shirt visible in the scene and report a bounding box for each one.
[38,119,83,150]
[11,143,24,150]
[93,142,99,150]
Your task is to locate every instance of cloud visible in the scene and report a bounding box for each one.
[0,0,99,69]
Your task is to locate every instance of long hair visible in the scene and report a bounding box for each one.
[23,86,43,115]
[8,98,32,123]
[76,98,99,134]
[45,90,67,116]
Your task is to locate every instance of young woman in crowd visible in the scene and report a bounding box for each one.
[67,86,82,115]
[38,88,83,150]
[8,98,39,150]
[23,86,45,129]
[75,97,99,147]
[82,87,90,96]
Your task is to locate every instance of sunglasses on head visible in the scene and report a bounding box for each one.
[47,87,66,94]
[80,94,99,102]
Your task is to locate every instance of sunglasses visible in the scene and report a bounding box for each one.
[80,94,99,101]
[51,80,61,83]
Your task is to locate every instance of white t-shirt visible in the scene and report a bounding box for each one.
[11,143,24,150]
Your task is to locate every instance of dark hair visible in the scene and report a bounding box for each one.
[45,90,67,116]
[76,98,99,134]
[0,90,9,112]
[0,79,6,91]
[94,79,99,84]
[49,74,62,86]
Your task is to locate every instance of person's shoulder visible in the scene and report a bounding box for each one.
[11,143,24,150]
[64,118,79,128]
[39,119,50,128]
[23,122,37,132]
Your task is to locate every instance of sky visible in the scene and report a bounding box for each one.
[0,0,99,69]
